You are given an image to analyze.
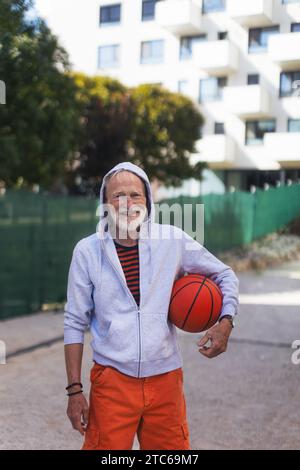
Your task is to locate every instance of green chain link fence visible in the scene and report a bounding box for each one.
[0,190,98,319]
[1,183,300,319]
[161,184,300,253]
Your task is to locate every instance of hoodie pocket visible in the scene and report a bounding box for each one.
[141,313,176,362]
[96,314,139,363]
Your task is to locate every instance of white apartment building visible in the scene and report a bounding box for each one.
[35,0,300,196]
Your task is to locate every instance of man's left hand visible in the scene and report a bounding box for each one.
[197,319,233,359]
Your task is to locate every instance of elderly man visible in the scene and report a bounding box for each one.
[64,162,239,450]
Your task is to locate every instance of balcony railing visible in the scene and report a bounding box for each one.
[194,40,239,75]
[198,135,236,165]
[269,32,300,70]
[264,132,300,162]
[223,85,271,118]
[156,0,202,35]
[227,0,273,27]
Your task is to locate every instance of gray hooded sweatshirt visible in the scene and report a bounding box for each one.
[64,162,239,378]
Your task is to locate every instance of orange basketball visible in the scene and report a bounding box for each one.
[168,274,223,333]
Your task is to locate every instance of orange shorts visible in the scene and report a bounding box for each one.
[82,361,191,450]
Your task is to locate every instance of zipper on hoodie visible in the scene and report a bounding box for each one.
[101,238,142,377]
[137,308,141,377]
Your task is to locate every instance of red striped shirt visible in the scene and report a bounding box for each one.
[114,240,140,306]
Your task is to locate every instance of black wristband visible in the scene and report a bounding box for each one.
[67,390,83,397]
[66,382,83,391]
[219,315,234,328]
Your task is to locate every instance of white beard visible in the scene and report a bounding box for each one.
[107,204,148,241]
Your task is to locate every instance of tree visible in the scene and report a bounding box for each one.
[128,84,206,187]
[69,73,135,195]
[0,0,81,188]
[69,77,205,194]
[0,2,205,193]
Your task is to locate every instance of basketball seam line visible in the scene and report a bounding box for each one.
[181,276,207,330]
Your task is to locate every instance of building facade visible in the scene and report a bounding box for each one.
[35,0,300,195]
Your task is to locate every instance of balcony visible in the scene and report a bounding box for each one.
[198,135,236,165]
[269,32,300,70]
[223,85,271,118]
[264,133,300,164]
[227,0,273,27]
[156,0,202,35]
[194,40,239,75]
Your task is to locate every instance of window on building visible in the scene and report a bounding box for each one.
[179,35,207,60]
[199,77,227,102]
[248,26,279,53]
[142,0,162,21]
[98,44,120,68]
[218,31,228,40]
[245,120,276,145]
[291,23,300,32]
[98,45,120,68]
[288,119,300,132]
[99,4,121,26]
[247,74,260,85]
[178,80,189,95]
[202,0,226,14]
[280,71,300,97]
[282,0,300,4]
[140,40,164,64]
[214,122,225,134]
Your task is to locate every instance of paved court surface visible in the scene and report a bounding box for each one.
[0,261,299,450]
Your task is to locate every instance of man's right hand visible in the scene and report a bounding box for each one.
[67,392,89,435]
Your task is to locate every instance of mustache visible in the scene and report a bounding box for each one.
[118,209,142,216]
[114,205,147,216]
[106,205,148,224]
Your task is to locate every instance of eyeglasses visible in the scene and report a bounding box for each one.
[112,193,146,201]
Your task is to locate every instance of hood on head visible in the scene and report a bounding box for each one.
[97,162,155,284]
[98,161,155,226]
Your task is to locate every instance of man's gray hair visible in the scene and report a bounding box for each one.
[103,169,147,203]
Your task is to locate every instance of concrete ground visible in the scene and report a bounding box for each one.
[0,260,299,450]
